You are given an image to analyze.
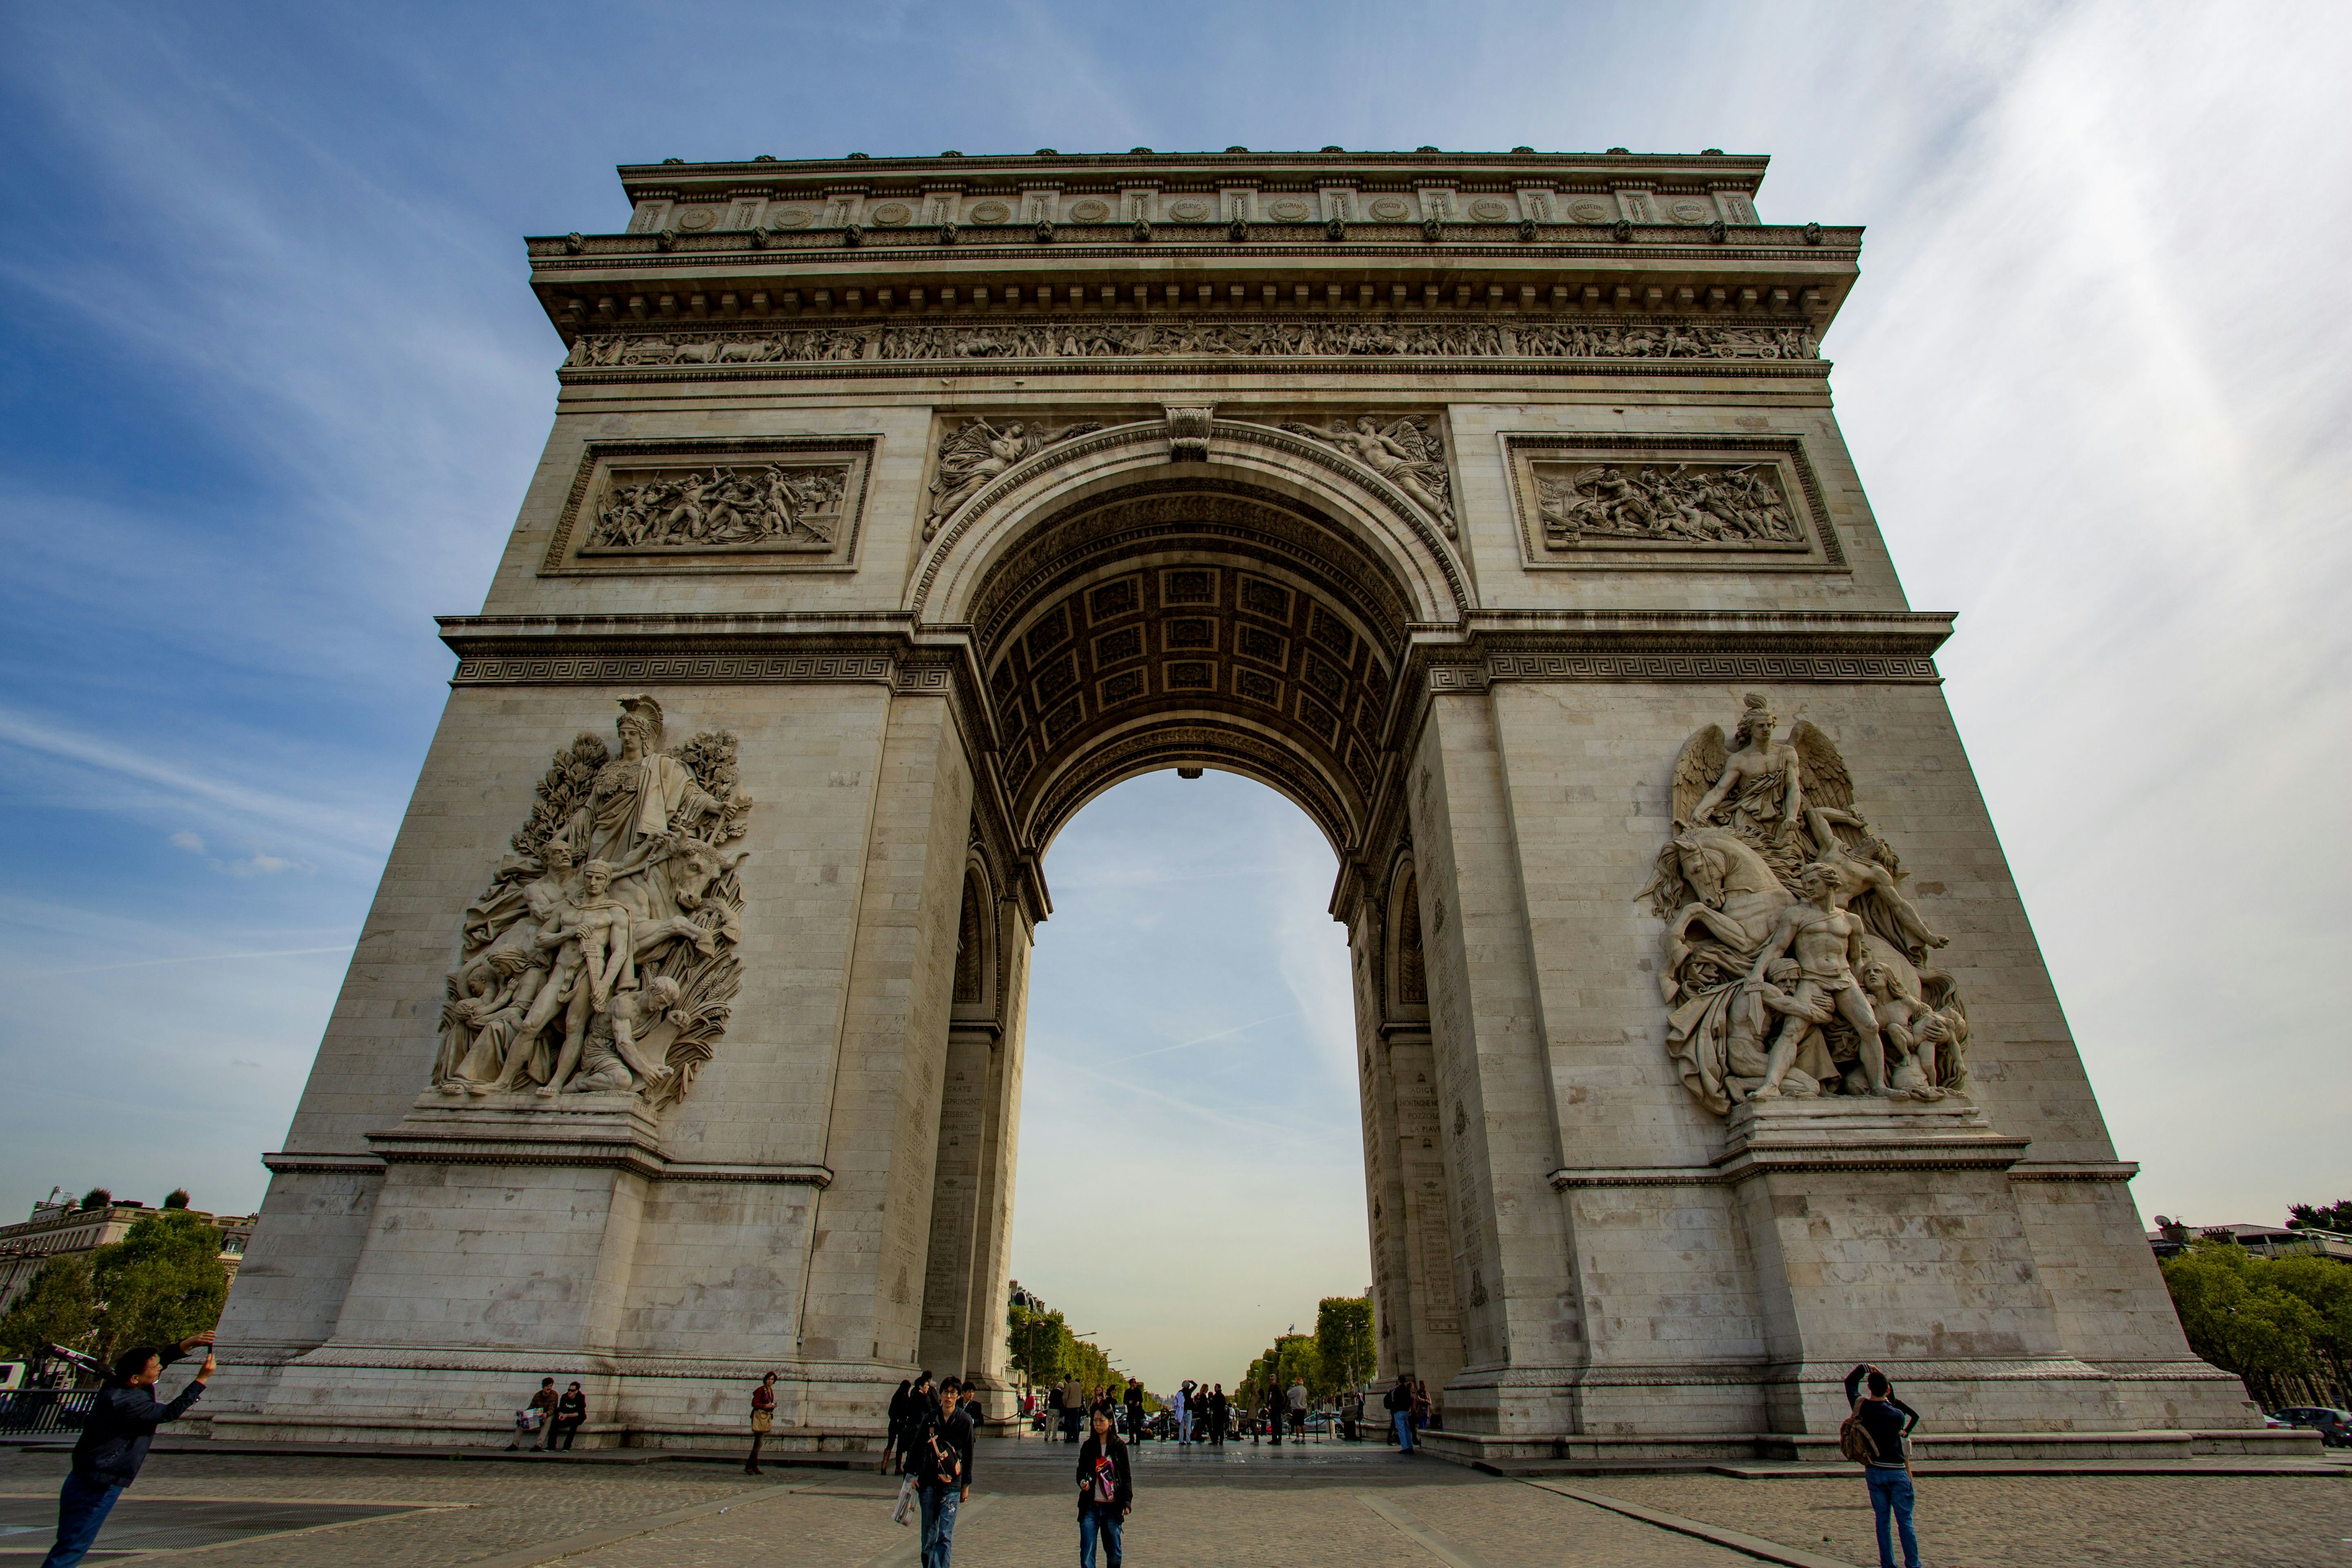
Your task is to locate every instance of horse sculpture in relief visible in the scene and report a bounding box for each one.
[1643,693,1970,1115]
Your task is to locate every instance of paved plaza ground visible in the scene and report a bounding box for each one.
[0,1437,2343,1567]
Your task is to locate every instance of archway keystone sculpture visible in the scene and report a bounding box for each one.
[210,148,2258,1461]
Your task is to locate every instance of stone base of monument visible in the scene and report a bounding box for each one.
[1418,1096,2261,1465]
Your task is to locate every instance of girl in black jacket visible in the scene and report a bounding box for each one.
[1075,1409,1132,1568]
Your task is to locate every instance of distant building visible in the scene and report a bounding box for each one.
[0,1190,254,1316]
[2147,1216,2352,1263]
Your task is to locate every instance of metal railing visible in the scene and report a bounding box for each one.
[0,1390,97,1435]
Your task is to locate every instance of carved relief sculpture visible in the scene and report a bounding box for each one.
[924,418,1106,538]
[586,462,846,552]
[431,695,752,1108]
[1642,694,1967,1115]
[1537,461,1800,548]
[1279,416,1456,535]
[566,319,1820,372]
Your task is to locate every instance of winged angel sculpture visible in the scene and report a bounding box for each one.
[924,418,1106,539]
[1641,693,1967,1115]
[1280,416,1457,537]
[429,695,753,1109]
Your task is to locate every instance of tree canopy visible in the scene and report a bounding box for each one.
[0,1255,97,1361]
[89,1210,230,1363]
[1006,1294,1130,1404]
[2288,1200,2352,1235]
[2162,1239,2351,1409]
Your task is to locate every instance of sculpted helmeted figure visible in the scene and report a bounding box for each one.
[431,695,751,1107]
[1642,693,1970,1114]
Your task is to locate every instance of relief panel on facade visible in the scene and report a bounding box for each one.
[1501,434,1845,571]
[564,319,1820,373]
[541,437,875,574]
[429,695,752,1107]
[1642,693,1967,1115]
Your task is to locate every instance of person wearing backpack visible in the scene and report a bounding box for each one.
[1383,1373,1417,1452]
[1842,1363,1922,1568]
[1075,1407,1133,1568]
[910,1376,974,1568]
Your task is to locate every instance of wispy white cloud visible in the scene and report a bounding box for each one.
[0,705,388,867]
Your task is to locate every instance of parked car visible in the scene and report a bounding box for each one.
[2272,1406,2352,1446]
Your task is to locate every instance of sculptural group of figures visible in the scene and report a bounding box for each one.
[1538,463,1800,546]
[588,464,844,551]
[1643,695,1969,1115]
[431,696,752,1108]
[564,320,1819,371]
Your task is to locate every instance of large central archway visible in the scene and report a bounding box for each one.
[908,431,1475,1410]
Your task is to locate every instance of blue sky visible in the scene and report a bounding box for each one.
[2,2,2346,1392]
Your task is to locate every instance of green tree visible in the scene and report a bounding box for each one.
[2161,1240,2340,1409]
[91,1210,228,1362]
[163,1189,191,1210]
[77,1189,111,1212]
[2267,1253,2352,1398]
[1314,1296,1375,1393]
[0,1255,97,1360]
[2288,1200,2352,1234]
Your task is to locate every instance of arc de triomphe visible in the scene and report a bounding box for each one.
[209,148,2255,1461]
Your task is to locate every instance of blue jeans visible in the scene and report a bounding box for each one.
[1864,1465,1919,1568]
[1392,1410,1415,1450]
[42,1474,124,1568]
[919,1483,961,1568]
[1079,1506,1123,1568]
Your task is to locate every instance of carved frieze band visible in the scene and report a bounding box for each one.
[560,319,1825,382]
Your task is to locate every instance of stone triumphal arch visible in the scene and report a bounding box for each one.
[211,148,2258,1461]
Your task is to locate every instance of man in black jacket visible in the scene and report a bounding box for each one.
[1075,1408,1132,1568]
[40,1332,214,1568]
[1844,1363,1922,1568]
[908,1376,974,1567]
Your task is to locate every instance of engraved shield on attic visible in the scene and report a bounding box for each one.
[430,695,752,1108]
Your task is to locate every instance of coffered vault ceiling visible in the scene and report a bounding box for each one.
[971,481,1411,856]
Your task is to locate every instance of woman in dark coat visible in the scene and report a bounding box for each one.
[1075,1408,1133,1568]
[883,1379,914,1466]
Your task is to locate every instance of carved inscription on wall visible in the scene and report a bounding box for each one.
[1502,435,1844,571]
[1640,693,1968,1117]
[543,437,875,574]
[565,319,1820,372]
[431,695,753,1110]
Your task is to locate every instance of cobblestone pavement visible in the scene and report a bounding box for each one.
[0,1444,2334,1566]
[1590,1470,2349,1568]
